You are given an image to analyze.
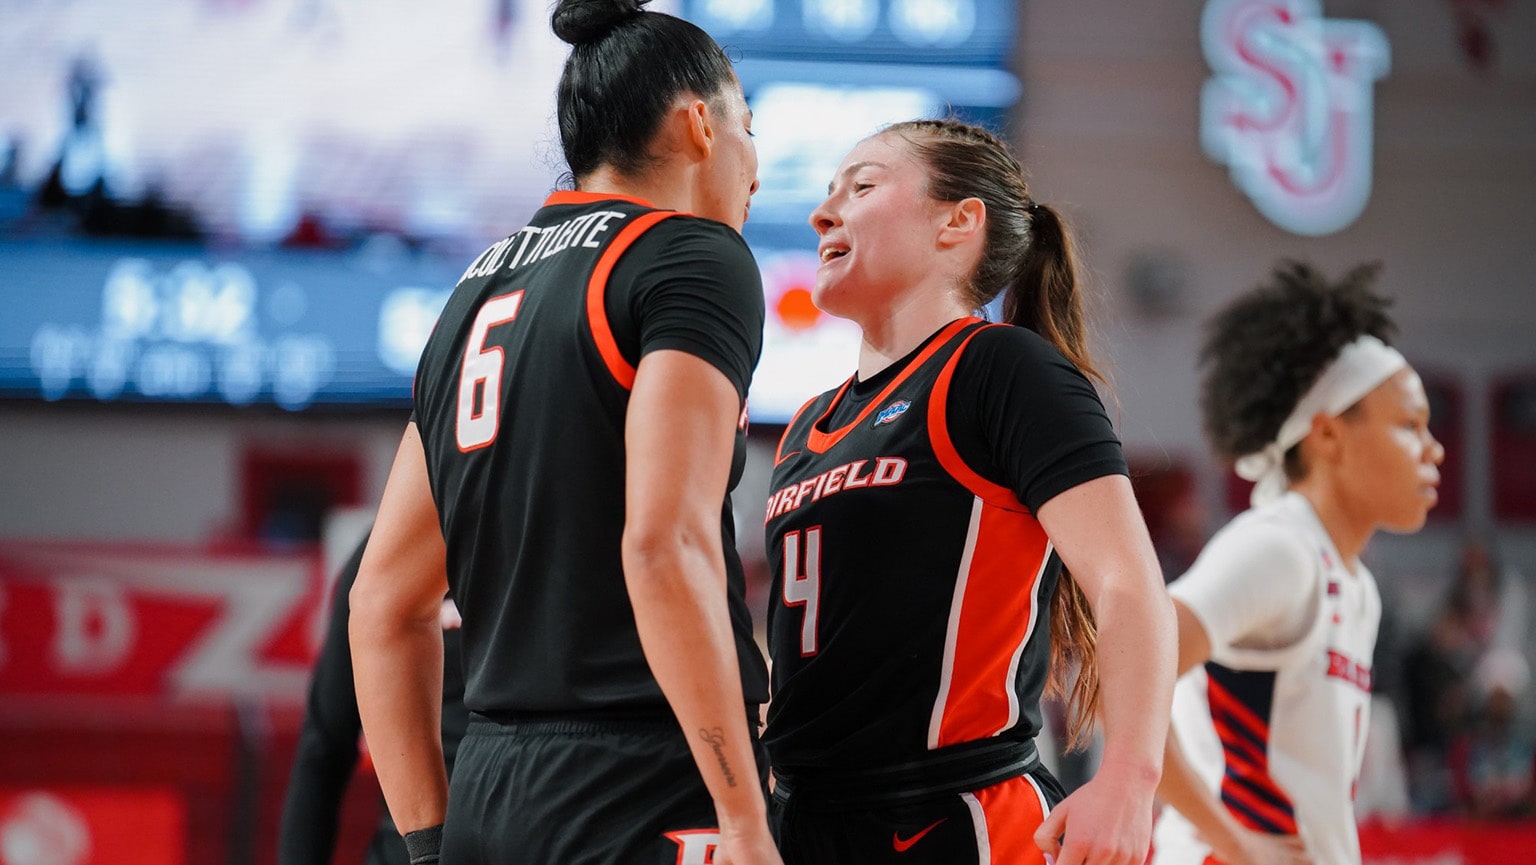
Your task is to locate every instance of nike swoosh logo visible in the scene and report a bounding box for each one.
[774,450,801,466]
[893,818,947,853]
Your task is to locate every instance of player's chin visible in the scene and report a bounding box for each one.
[810,278,846,316]
[1382,504,1433,535]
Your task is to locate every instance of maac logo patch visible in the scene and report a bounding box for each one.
[874,399,911,427]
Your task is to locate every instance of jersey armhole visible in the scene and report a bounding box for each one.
[584,211,681,390]
[927,325,1031,513]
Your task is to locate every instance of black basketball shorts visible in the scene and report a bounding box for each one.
[442,711,767,865]
[771,766,1064,865]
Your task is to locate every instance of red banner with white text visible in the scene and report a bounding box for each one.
[0,542,325,701]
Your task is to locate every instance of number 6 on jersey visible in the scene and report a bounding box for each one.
[456,291,525,451]
[782,527,822,656]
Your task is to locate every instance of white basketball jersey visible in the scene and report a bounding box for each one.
[1153,493,1380,865]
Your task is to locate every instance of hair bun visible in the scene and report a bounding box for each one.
[552,0,647,44]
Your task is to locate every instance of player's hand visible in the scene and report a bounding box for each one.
[1034,768,1155,865]
[713,820,784,865]
[1203,825,1311,865]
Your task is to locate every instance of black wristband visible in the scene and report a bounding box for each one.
[403,824,444,865]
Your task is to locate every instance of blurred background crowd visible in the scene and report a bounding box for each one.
[0,0,1532,862]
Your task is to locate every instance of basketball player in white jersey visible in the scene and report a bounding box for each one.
[1152,261,1443,865]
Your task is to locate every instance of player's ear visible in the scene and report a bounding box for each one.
[651,97,714,163]
[1304,412,1346,467]
[936,197,985,249]
[683,98,713,159]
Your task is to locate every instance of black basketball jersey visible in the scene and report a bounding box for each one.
[413,191,769,715]
[763,317,1125,771]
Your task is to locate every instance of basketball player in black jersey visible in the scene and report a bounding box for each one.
[278,531,468,865]
[348,1,781,863]
[763,119,1177,865]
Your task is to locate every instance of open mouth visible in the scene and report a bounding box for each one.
[819,245,848,263]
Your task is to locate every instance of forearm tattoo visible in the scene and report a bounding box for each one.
[698,727,738,787]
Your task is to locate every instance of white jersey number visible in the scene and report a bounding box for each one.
[782,527,822,656]
[455,291,525,451]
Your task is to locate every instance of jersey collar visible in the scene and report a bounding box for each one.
[805,317,981,454]
[545,190,658,209]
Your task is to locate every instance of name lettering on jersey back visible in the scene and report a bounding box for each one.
[1326,649,1372,693]
[765,457,908,522]
[457,210,629,283]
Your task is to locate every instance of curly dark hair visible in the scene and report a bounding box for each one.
[1199,260,1396,478]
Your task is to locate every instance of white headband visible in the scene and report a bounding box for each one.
[1233,334,1408,507]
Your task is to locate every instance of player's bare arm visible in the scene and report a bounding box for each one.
[623,349,781,865]
[1033,474,1177,865]
[350,422,451,834]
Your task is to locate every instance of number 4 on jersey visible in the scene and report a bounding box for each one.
[456,291,525,451]
[782,527,822,656]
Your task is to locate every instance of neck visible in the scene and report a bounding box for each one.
[854,287,970,380]
[1291,478,1374,572]
[579,165,695,214]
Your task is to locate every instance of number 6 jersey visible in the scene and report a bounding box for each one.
[763,318,1126,772]
[412,191,769,717]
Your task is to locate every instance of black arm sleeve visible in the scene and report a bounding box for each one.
[608,218,765,400]
[948,326,1126,513]
[277,536,368,865]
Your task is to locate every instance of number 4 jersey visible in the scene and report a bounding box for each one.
[412,191,769,716]
[763,318,1126,772]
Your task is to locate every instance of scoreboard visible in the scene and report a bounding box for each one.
[0,0,1021,420]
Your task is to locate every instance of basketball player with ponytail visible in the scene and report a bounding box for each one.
[1153,263,1444,865]
[763,119,1176,865]
[349,0,781,862]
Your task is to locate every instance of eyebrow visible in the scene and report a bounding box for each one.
[828,161,888,194]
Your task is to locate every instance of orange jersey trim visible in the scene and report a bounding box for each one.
[967,774,1050,864]
[775,395,820,466]
[584,210,681,390]
[932,502,1051,747]
[544,189,658,209]
[928,324,1030,514]
[805,317,980,455]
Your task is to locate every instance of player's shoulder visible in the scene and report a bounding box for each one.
[626,215,762,303]
[960,323,1080,374]
[951,323,1099,412]
[624,214,758,278]
[641,213,753,253]
[1206,504,1316,568]
[1169,507,1319,614]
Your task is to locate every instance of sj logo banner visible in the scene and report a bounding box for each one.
[1200,0,1390,236]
